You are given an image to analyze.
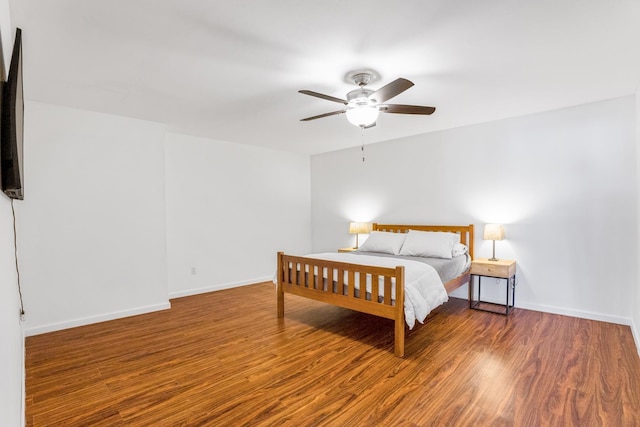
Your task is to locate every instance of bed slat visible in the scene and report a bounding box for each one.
[384,276,392,305]
[372,274,379,302]
[348,271,355,298]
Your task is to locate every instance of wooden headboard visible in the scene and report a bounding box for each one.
[372,223,475,260]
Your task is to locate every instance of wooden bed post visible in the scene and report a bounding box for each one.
[394,266,405,357]
[277,252,284,318]
[468,224,475,260]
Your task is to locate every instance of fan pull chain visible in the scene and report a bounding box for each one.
[361,126,365,162]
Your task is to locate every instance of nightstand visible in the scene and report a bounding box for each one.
[469,258,516,315]
[338,247,357,253]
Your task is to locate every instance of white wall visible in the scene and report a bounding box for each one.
[635,87,640,354]
[0,191,25,425]
[0,4,26,424]
[0,200,23,427]
[165,133,311,297]
[311,96,637,325]
[20,102,170,335]
[0,0,10,74]
[16,104,312,330]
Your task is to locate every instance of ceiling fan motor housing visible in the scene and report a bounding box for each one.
[347,88,376,107]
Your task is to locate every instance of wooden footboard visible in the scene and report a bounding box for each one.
[277,252,407,356]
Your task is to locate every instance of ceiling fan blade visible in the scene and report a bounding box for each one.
[300,109,347,121]
[371,78,414,103]
[299,90,348,105]
[380,104,436,115]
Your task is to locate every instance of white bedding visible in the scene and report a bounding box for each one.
[302,252,449,329]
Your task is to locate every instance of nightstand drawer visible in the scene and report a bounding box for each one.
[470,259,516,278]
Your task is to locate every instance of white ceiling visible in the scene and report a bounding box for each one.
[8,0,640,155]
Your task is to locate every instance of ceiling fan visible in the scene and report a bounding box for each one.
[299,71,436,128]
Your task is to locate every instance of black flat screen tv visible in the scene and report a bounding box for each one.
[1,27,24,200]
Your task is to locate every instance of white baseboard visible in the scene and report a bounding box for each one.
[517,301,632,326]
[631,317,640,357]
[168,276,272,299]
[453,285,632,325]
[447,285,636,328]
[23,302,172,337]
[22,277,273,336]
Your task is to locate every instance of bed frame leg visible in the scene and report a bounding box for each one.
[277,252,284,318]
[394,319,405,357]
[277,286,284,318]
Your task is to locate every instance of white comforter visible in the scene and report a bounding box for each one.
[303,253,448,329]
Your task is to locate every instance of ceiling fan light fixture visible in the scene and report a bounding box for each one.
[346,105,379,127]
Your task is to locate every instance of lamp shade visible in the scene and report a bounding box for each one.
[349,222,372,234]
[483,224,505,241]
[346,106,379,127]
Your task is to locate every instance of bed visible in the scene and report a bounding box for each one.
[276,223,475,357]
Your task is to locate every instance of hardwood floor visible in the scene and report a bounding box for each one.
[26,282,640,426]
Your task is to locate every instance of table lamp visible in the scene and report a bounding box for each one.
[349,222,372,249]
[483,224,505,261]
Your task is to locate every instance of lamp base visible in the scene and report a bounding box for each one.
[489,240,499,261]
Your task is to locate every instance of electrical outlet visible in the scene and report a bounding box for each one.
[191,267,197,275]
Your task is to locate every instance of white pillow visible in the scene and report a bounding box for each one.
[399,230,459,259]
[452,243,468,257]
[357,231,407,255]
